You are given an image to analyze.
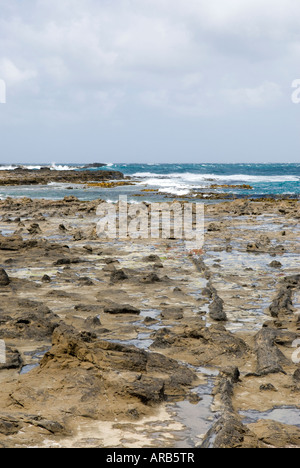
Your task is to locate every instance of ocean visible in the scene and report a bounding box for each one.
[0,163,299,202]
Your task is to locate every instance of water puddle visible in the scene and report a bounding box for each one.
[20,348,50,375]
[240,406,300,428]
[170,367,219,447]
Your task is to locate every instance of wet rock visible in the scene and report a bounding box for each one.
[269,260,282,269]
[0,300,60,340]
[0,347,23,371]
[0,269,10,286]
[104,304,141,315]
[201,367,261,448]
[41,325,197,402]
[140,273,161,284]
[209,296,227,322]
[0,418,22,435]
[84,316,102,329]
[151,328,175,349]
[74,304,103,314]
[28,223,42,235]
[34,419,66,435]
[102,263,116,272]
[269,287,294,318]
[143,255,161,263]
[160,308,184,321]
[259,383,277,392]
[254,328,290,376]
[0,234,26,251]
[247,243,260,252]
[110,269,128,283]
[73,231,83,241]
[42,274,51,283]
[207,223,221,232]
[293,368,300,382]
[78,277,94,286]
[125,376,165,405]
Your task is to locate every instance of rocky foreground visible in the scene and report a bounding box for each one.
[0,197,299,448]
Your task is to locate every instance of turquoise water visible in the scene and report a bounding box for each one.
[0,163,299,201]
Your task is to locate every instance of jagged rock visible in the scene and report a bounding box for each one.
[28,223,42,235]
[0,269,10,286]
[201,367,262,448]
[140,273,161,284]
[42,274,51,283]
[84,316,102,329]
[0,300,59,340]
[254,328,291,376]
[110,269,128,283]
[209,296,227,322]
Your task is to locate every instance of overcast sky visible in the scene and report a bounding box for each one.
[0,0,300,164]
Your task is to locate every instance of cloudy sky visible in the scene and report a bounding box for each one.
[0,0,300,164]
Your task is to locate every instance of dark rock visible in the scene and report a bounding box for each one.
[151,328,175,349]
[269,261,282,269]
[140,273,161,284]
[75,304,103,314]
[42,274,51,283]
[209,296,227,322]
[84,316,102,329]
[104,304,140,315]
[0,268,10,286]
[207,223,221,232]
[254,328,290,376]
[28,223,41,235]
[201,366,261,448]
[269,287,293,318]
[0,418,22,435]
[110,269,128,283]
[260,383,277,392]
[0,300,59,340]
[125,376,165,405]
[83,163,107,168]
[0,346,23,371]
[293,368,300,382]
[247,243,260,252]
[143,255,161,263]
[78,277,94,286]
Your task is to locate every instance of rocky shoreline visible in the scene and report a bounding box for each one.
[0,168,124,186]
[0,196,299,448]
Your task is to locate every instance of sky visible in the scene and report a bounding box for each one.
[0,0,300,164]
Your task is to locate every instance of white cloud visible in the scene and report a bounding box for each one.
[0,0,298,120]
[222,82,283,108]
[0,58,37,86]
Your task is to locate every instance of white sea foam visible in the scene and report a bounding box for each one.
[133,172,299,184]
[158,187,191,196]
[0,165,19,170]
[50,163,75,171]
